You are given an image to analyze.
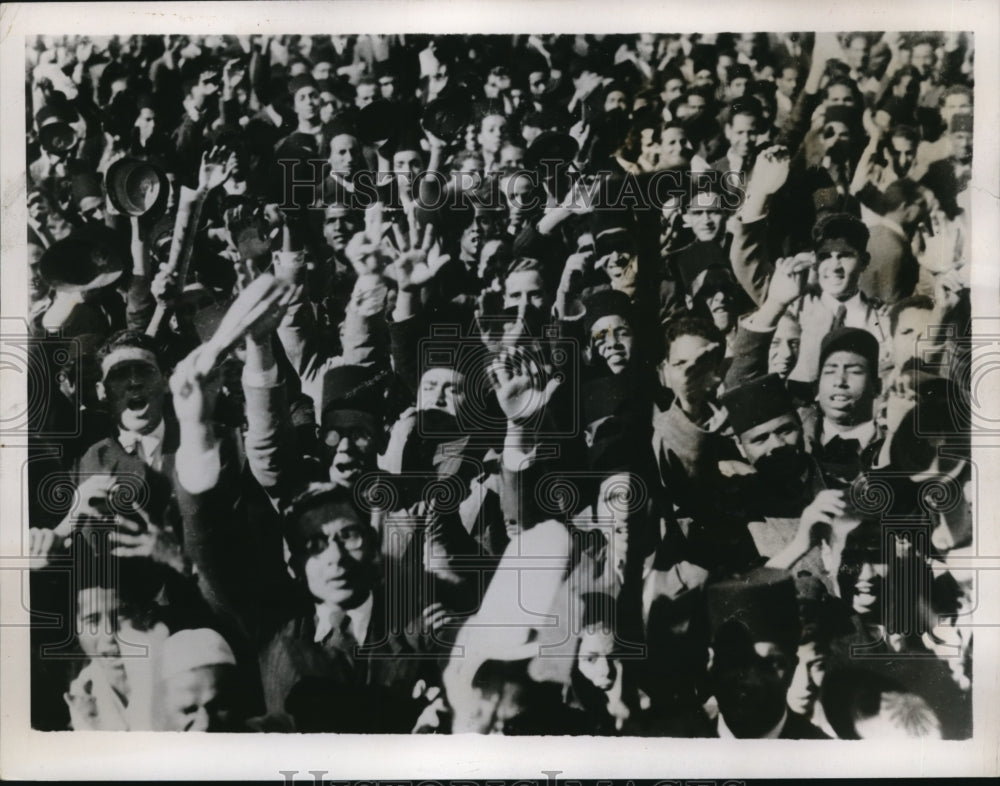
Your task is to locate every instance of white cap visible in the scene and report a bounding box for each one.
[159,628,236,681]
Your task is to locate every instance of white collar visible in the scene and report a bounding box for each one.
[821,418,877,447]
[117,419,165,462]
[314,593,374,647]
[718,707,787,739]
[820,289,863,316]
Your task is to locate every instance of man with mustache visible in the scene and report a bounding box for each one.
[719,373,853,591]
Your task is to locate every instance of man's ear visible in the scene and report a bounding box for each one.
[95,380,106,402]
[685,294,694,311]
[859,251,871,271]
[706,646,715,673]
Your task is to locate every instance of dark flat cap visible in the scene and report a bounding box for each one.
[722,373,797,436]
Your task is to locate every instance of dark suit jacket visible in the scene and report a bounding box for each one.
[861,223,918,305]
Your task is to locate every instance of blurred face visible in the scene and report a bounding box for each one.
[846,558,888,617]
[528,71,548,97]
[604,90,628,113]
[889,134,917,178]
[892,306,934,368]
[590,314,633,374]
[816,243,864,298]
[822,121,852,157]
[485,72,511,98]
[504,173,538,221]
[76,587,124,682]
[355,82,377,109]
[948,129,973,164]
[701,288,736,333]
[504,270,547,312]
[768,315,802,378]
[312,61,332,82]
[639,127,659,167]
[659,126,692,167]
[725,113,758,160]
[378,76,396,100]
[295,501,375,607]
[661,77,685,106]
[825,84,855,107]
[328,133,360,174]
[911,43,935,76]
[777,67,798,97]
[499,145,525,171]
[727,77,749,101]
[160,665,236,732]
[846,36,870,71]
[739,413,803,468]
[135,107,156,138]
[478,114,507,155]
[102,359,166,434]
[684,190,726,241]
[418,367,465,417]
[323,206,359,252]
[713,639,796,737]
[323,417,378,487]
[595,472,634,575]
[818,350,876,426]
[460,221,480,260]
[786,641,827,717]
[686,93,707,117]
[660,333,722,411]
[577,627,617,691]
[393,149,423,180]
[941,92,972,125]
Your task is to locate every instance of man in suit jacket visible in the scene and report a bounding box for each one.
[859,179,926,305]
[174,349,431,732]
[699,568,829,739]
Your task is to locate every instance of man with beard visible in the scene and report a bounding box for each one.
[697,567,828,738]
[719,373,852,591]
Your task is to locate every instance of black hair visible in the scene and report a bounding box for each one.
[662,314,725,358]
[888,295,935,336]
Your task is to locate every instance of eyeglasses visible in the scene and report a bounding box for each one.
[600,252,634,271]
[301,524,367,556]
[592,326,632,347]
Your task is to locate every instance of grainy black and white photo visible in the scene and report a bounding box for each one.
[19,21,979,744]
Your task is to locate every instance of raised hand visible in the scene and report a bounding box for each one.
[107,505,185,572]
[489,345,561,427]
[765,253,812,306]
[197,147,237,193]
[747,145,791,198]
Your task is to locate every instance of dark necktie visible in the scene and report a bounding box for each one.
[823,435,862,465]
[833,304,848,329]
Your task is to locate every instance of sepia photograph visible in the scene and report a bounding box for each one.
[0,0,997,781]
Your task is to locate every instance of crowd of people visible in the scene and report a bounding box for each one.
[25,30,974,737]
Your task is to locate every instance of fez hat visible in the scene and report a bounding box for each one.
[422,94,474,141]
[525,131,578,171]
[812,211,869,254]
[356,99,400,145]
[105,157,169,217]
[949,112,973,133]
[70,172,103,208]
[822,103,858,128]
[721,373,797,436]
[706,567,801,649]
[675,241,730,293]
[39,225,125,293]
[582,288,634,338]
[819,327,880,373]
[287,73,318,98]
[320,364,389,436]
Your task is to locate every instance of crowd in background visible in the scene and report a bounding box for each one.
[24,30,975,737]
